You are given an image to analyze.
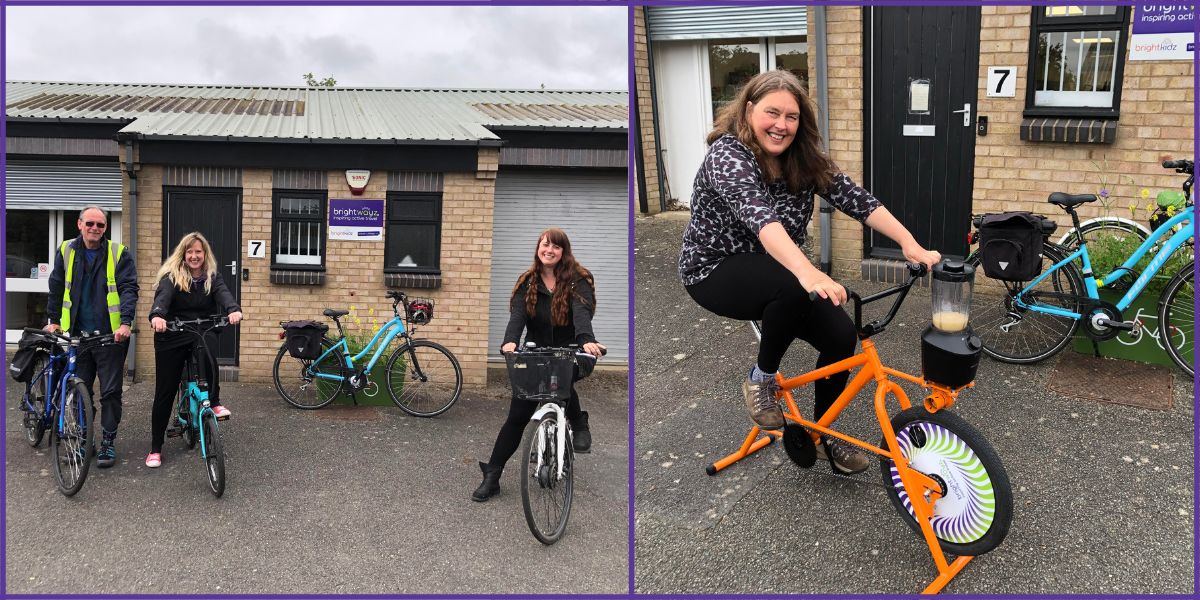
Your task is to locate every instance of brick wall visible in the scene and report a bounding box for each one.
[975,6,1194,222]
[130,154,496,390]
[634,6,662,214]
[821,6,871,279]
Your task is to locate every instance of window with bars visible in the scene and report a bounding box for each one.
[384,192,441,273]
[1025,5,1130,118]
[272,190,326,268]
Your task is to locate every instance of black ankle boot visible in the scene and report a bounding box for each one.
[471,461,503,502]
[571,411,591,453]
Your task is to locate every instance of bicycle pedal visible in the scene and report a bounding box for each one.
[215,414,230,421]
[166,427,183,438]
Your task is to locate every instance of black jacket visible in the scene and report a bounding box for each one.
[46,236,139,334]
[502,275,597,351]
[149,272,240,349]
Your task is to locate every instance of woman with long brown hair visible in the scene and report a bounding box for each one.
[680,70,940,474]
[472,228,605,502]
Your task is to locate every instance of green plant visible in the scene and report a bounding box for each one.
[1089,156,1137,217]
[1089,230,1192,297]
[343,305,378,356]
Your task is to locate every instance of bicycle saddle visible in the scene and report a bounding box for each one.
[323,309,350,318]
[1047,192,1098,208]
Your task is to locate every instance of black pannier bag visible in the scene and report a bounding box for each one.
[280,320,329,360]
[976,212,1054,281]
[10,331,53,383]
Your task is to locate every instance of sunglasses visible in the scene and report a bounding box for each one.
[82,221,107,229]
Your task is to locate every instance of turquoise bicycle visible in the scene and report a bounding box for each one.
[164,315,230,497]
[966,159,1194,376]
[272,290,462,416]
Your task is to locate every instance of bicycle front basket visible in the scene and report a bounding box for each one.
[504,349,575,402]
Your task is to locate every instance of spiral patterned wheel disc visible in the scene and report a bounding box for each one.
[887,421,998,545]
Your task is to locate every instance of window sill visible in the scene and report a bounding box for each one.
[383,271,442,289]
[1020,117,1117,144]
[270,269,326,286]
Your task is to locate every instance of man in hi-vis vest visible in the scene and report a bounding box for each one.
[45,205,139,469]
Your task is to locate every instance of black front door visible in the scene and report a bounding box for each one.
[164,188,241,365]
[864,6,981,259]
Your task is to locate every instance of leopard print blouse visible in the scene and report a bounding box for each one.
[678,134,882,285]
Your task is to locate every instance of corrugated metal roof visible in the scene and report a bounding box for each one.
[5,82,628,142]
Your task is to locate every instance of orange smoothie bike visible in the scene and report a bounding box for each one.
[707,262,1014,594]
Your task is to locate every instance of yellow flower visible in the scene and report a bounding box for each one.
[1141,188,1151,200]
[1166,205,1177,216]
[1147,202,1156,213]
[1128,202,1138,214]
[368,307,375,317]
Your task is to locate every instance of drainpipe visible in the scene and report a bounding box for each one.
[645,8,669,213]
[121,136,138,380]
[634,67,649,213]
[813,6,834,275]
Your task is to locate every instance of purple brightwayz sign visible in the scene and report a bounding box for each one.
[329,199,384,240]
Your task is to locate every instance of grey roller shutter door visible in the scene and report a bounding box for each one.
[646,6,807,41]
[5,160,123,211]
[490,170,629,364]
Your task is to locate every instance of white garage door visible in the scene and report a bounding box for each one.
[490,170,629,364]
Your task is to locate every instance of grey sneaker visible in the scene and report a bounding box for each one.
[742,376,784,429]
[815,435,870,474]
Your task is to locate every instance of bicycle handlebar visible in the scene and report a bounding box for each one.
[1162,159,1193,174]
[163,315,230,333]
[23,327,116,349]
[829,262,929,339]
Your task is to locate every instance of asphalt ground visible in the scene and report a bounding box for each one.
[633,212,1194,595]
[4,366,629,595]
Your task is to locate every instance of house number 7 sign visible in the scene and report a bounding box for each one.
[248,240,266,258]
[986,67,1017,97]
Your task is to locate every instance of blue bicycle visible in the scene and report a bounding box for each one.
[163,316,231,497]
[272,290,462,416]
[17,328,114,496]
[967,159,1194,376]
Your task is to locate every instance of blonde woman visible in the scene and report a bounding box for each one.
[145,232,242,468]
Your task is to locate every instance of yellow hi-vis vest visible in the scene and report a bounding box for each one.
[59,239,125,333]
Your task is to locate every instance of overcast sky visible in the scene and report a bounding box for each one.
[5,5,628,90]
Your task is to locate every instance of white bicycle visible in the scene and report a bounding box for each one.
[1115,307,1187,351]
[503,343,602,545]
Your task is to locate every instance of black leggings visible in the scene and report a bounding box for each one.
[487,369,583,469]
[151,341,221,453]
[685,253,857,418]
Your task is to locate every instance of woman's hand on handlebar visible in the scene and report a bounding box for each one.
[902,243,941,269]
[227,311,243,325]
[582,342,606,357]
[501,342,517,354]
[151,316,167,333]
[798,268,848,306]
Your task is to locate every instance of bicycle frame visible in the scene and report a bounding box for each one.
[310,315,408,382]
[179,349,218,460]
[1017,205,1193,319]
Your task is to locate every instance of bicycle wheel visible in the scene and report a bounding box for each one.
[385,340,462,417]
[1057,217,1150,249]
[1159,264,1194,377]
[23,356,49,447]
[202,413,225,497]
[880,406,1013,556]
[520,414,574,545]
[52,381,95,497]
[968,242,1084,363]
[179,386,198,450]
[272,338,345,409]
